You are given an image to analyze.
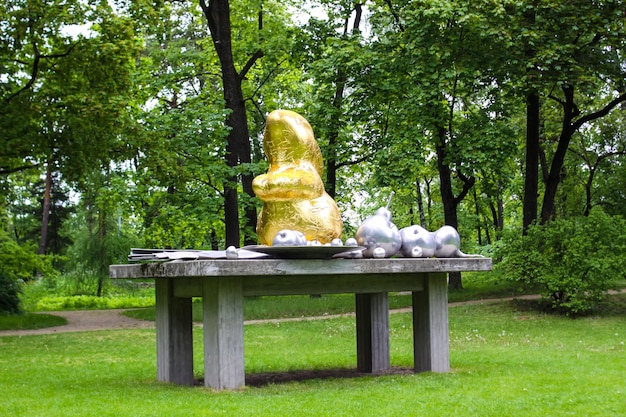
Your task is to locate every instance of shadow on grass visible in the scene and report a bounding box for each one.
[196,367,415,387]
[0,313,67,331]
[509,292,626,318]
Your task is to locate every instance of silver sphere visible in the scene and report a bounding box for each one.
[355,209,402,258]
[399,225,437,258]
[272,229,307,246]
[433,226,461,257]
[225,246,239,259]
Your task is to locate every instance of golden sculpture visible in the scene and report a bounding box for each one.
[253,110,343,245]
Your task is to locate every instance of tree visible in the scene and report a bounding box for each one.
[63,168,141,296]
[1,1,142,256]
[296,1,365,199]
[567,106,626,217]
[497,0,626,226]
[362,0,519,288]
[126,2,232,249]
[199,0,262,246]
[121,0,299,249]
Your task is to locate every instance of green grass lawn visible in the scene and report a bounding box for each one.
[1,296,624,417]
[0,313,66,330]
[122,271,523,322]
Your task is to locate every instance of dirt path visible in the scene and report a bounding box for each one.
[0,294,546,337]
[0,309,154,337]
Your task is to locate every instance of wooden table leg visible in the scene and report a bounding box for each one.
[356,292,390,372]
[412,272,450,372]
[203,277,245,390]
[155,278,194,386]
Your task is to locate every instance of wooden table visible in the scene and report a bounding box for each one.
[110,257,491,390]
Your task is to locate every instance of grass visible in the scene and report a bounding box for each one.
[0,313,66,330]
[124,293,414,322]
[2,272,507,331]
[123,271,524,322]
[1,295,625,416]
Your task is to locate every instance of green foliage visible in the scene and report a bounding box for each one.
[34,295,154,311]
[1,0,142,184]
[0,272,22,315]
[496,208,626,315]
[20,272,155,311]
[0,229,56,282]
[60,191,142,296]
[1,0,625,304]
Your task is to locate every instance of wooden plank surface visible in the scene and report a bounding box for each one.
[110,258,492,280]
[172,274,425,298]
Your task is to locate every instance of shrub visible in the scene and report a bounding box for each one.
[0,272,22,315]
[34,295,154,311]
[0,230,57,282]
[495,208,626,315]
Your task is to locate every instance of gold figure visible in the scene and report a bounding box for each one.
[253,110,343,245]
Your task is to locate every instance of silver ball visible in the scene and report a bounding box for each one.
[372,247,386,258]
[273,229,307,246]
[399,225,436,258]
[433,226,461,257]
[225,246,238,259]
[355,210,401,258]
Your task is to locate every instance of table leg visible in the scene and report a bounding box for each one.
[155,278,194,386]
[203,277,245,390]
[412,272,450,372]
[356,292,390,372]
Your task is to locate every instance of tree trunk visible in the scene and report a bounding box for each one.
[489,191,504,240]
[540,85,576,224]
[473,189,482,246]
[424,177,432,225]
[521,3,539,232]
[523,90,540,231]
[415,177,426,228]
[201,0,258,247]
[38,162,53,255]
[435,129,458,228]
[435,127,475,290]
[97,206,106,297]
[325,4,362,199]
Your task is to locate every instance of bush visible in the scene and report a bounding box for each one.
[34,295,155,311]
[495,208,626,315]
[0,230,57,282]
[0,272,22,315]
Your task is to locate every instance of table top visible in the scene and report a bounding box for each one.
[110,257,492,280]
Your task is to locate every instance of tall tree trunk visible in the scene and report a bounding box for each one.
[38,162,53,255]
[201,0,259,247]
[489,189,504,240]
[325,3,363,199]
[473,189,482,246]
[436,135,459,229]
[97,206,106,297]
[435,127,475,290]
[522,4,539,232]
[415,177,426,228]
[523,90,540,231]
[540,85,577,223]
